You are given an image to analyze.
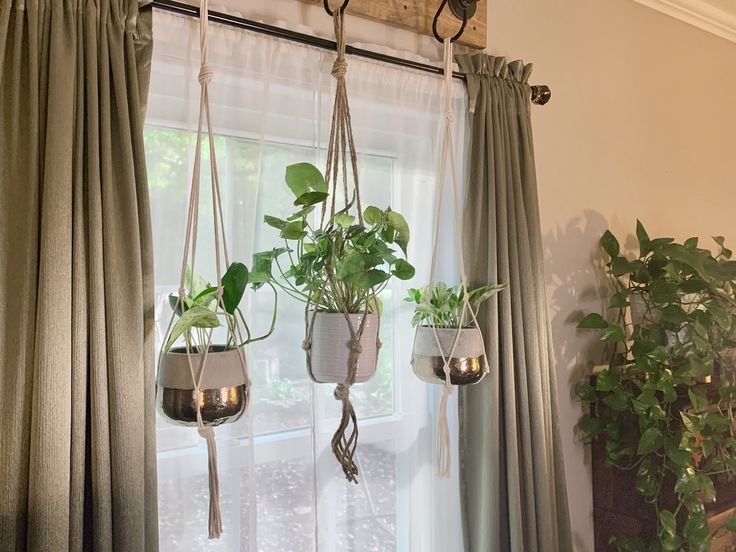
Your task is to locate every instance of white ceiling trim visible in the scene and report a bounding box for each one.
[632,0,736,43]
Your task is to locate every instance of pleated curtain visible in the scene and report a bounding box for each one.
[456,53,573,552]
[0,1,158,550]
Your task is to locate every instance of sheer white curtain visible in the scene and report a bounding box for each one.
[145,10,468,552]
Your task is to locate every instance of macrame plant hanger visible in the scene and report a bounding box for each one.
[302,1,381,484]
[157,0,250,538]
[420,37,489,479]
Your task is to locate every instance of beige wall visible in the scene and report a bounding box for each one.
[206,0,736,549]
[487,1,736,549]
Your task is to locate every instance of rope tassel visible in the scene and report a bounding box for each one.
[436,384,453,479]
[199,426,223,539]
[331,383,359,483]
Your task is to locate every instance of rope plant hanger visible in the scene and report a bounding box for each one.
[302,0,380,484]
[409,34,492,479]
[156,0,252,538]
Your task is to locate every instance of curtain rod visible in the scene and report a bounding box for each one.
[148,0,552,106]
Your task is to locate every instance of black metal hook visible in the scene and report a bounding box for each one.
[433,0,476,43]
[324,0,349,16]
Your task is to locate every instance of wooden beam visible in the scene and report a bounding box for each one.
[298,0,487,49]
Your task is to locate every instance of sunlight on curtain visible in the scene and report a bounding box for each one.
[145,10,468,551]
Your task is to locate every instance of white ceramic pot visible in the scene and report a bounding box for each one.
[411,326,487,385]
[308,312,379,384]
[157,345,249,426]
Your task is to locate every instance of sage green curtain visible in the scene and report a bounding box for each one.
[0,1,157,550]
[456,53,573,552]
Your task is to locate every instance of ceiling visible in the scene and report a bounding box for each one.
[632,0,736,43]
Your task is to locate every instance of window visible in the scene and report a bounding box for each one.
[146,11,467,551]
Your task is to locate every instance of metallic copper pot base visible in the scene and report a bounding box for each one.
[156,385,249,427]
[412,355,486,386]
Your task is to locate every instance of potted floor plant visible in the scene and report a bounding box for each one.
[406,282,504,385]
[157,262,277,426]
[577,222,736,551]
[252,162,415,384]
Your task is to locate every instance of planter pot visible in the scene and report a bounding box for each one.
[630,294,652,326]
[411,326,486,386]
[308,312,379,384]
[157,345,249,427]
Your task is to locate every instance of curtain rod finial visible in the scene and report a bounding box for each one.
[531,85,551,106]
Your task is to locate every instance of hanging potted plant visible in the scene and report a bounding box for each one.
[406,282,504,385]
[157,262,277,427]
[252,161,415,480]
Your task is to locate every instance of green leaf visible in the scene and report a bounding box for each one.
[636,220,651,256]
[658,509,677,539]
[638,427,663,454]
[684,237,699,249]
[595,370,616,392]
[363,206,382,225]
[600,230,620,259]
[578,313,609,329]
[611,256,633,276]
[661,304,689,326]
[650,280,679,304]
[392,259,415,280]
[609,292,629,309]
[185,266,211,298]
[294,191,329,207]
[221,262,248,314]
[602,323,626,342]
[333,213,355,229]
[285,162,327,197]
[683,513,709,548]
[280,221,308,240]
[387,211,410,254]
[287,205,315,221]
[192,286,218,307]
[688,388,709,412]
[264,215,287,230]
[681,278,708,293]
[726,516,736,533]
[164,306,221,351]
[345,269,390,289]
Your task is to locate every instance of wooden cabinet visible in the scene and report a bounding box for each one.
[592,427,736,551]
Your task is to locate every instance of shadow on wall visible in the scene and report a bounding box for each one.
[542,210,614,552]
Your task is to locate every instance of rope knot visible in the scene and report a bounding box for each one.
[350,341,362,355]
[334,383,350,401]
[198,64,214,85]
[331,58,348,79]
[302,339,312,351]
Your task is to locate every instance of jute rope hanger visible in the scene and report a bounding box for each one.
[416,37,489,479]
[301,6,381,484]
[157,0,250,538]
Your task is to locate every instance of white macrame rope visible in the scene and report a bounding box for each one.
[417,39,490,479]
[157,0,249,539]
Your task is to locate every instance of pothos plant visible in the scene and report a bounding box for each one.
[251,162,416,313]
[405,282,505,328]
[576,221,736,552]
[164,262,277,352]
